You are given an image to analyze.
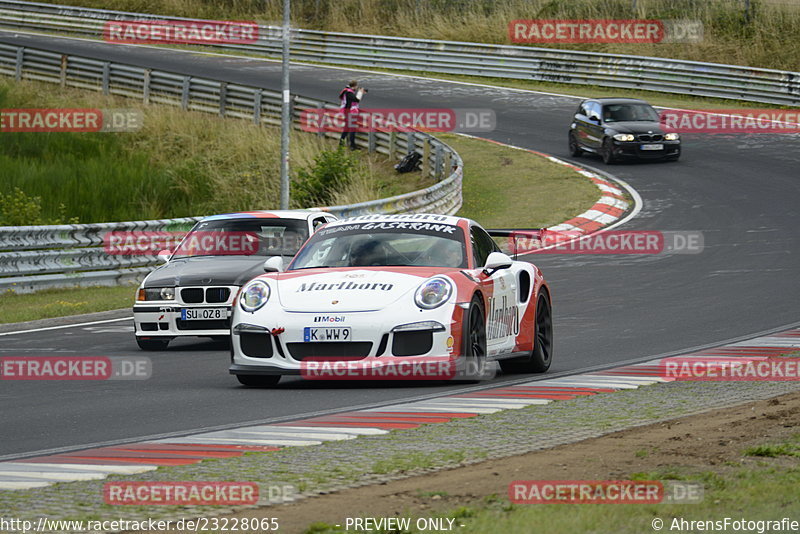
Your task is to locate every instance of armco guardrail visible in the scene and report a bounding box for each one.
[0,40,463,293]
[0,0,798,105]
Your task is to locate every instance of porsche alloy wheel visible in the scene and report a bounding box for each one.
[237,374,281,387]
[460,295,487,380]
[500,291,553,374]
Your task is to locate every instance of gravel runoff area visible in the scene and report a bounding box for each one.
[1,379,800,532]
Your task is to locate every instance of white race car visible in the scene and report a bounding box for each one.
[133,210,337,350]
[229,214,553,386]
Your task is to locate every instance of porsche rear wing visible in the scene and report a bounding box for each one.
[487,228,547,260]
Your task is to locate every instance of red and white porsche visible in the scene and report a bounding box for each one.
[228,214,552,386]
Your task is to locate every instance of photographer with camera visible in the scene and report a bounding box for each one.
[338,80,367,150]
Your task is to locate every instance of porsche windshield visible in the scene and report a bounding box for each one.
[289,221,467,269]
[172,218,308,258]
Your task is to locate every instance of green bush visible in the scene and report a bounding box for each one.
[0,188,79,226]
[292,146,359,208]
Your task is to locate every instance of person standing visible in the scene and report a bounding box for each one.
[339,80,366,149]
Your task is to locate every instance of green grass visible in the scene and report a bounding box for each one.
[0,285,136,324]
[443,133,601,228]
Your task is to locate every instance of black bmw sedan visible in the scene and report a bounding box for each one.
[568,98,680,164]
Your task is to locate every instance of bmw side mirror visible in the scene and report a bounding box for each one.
[483,252,513,275]
[263,256,284,273]
[157,250,171,263]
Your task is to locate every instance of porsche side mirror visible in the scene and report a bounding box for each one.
[157,250,171,263]
[263,256,284,273]
[483,252,513,275]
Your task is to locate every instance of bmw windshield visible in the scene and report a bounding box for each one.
[172,218,308,259]
[602,103,660,123]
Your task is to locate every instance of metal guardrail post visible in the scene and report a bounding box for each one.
[406,132,415,155]
[443,150,451,180]
[101,62,109,95]
[181,76,190,110]
[59,54,67,87]
[14,47,22,81]
[253,89,262,125]
[434,143,443,178]
[389,131,397,158]
[368,130,376,153]
[219,82,227,118]
[422,138,430,176]
[143,69,151,104]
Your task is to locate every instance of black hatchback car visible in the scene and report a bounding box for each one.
[568,98,680,163]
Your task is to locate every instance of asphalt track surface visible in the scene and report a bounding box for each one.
[1,31,798,459]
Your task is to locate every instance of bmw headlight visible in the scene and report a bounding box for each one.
[240,280,270,312]
[664,132,680,141]
[613,133,635,142]
[414,277,453,310]
[137,287,175,301]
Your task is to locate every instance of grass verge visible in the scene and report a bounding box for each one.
[0,285,136,324]
[444,134,600,228]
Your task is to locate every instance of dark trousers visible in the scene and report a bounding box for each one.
[339,111,358,148]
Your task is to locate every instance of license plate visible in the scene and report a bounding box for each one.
[181,308,227,320]
[303,327,351,342]
[640,143,664,150]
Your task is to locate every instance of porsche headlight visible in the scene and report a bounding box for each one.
[414,277,453,310]
[240,280,270,312]
[664,132,680,141]
[613,133,635,142]
[137,287,175,301]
